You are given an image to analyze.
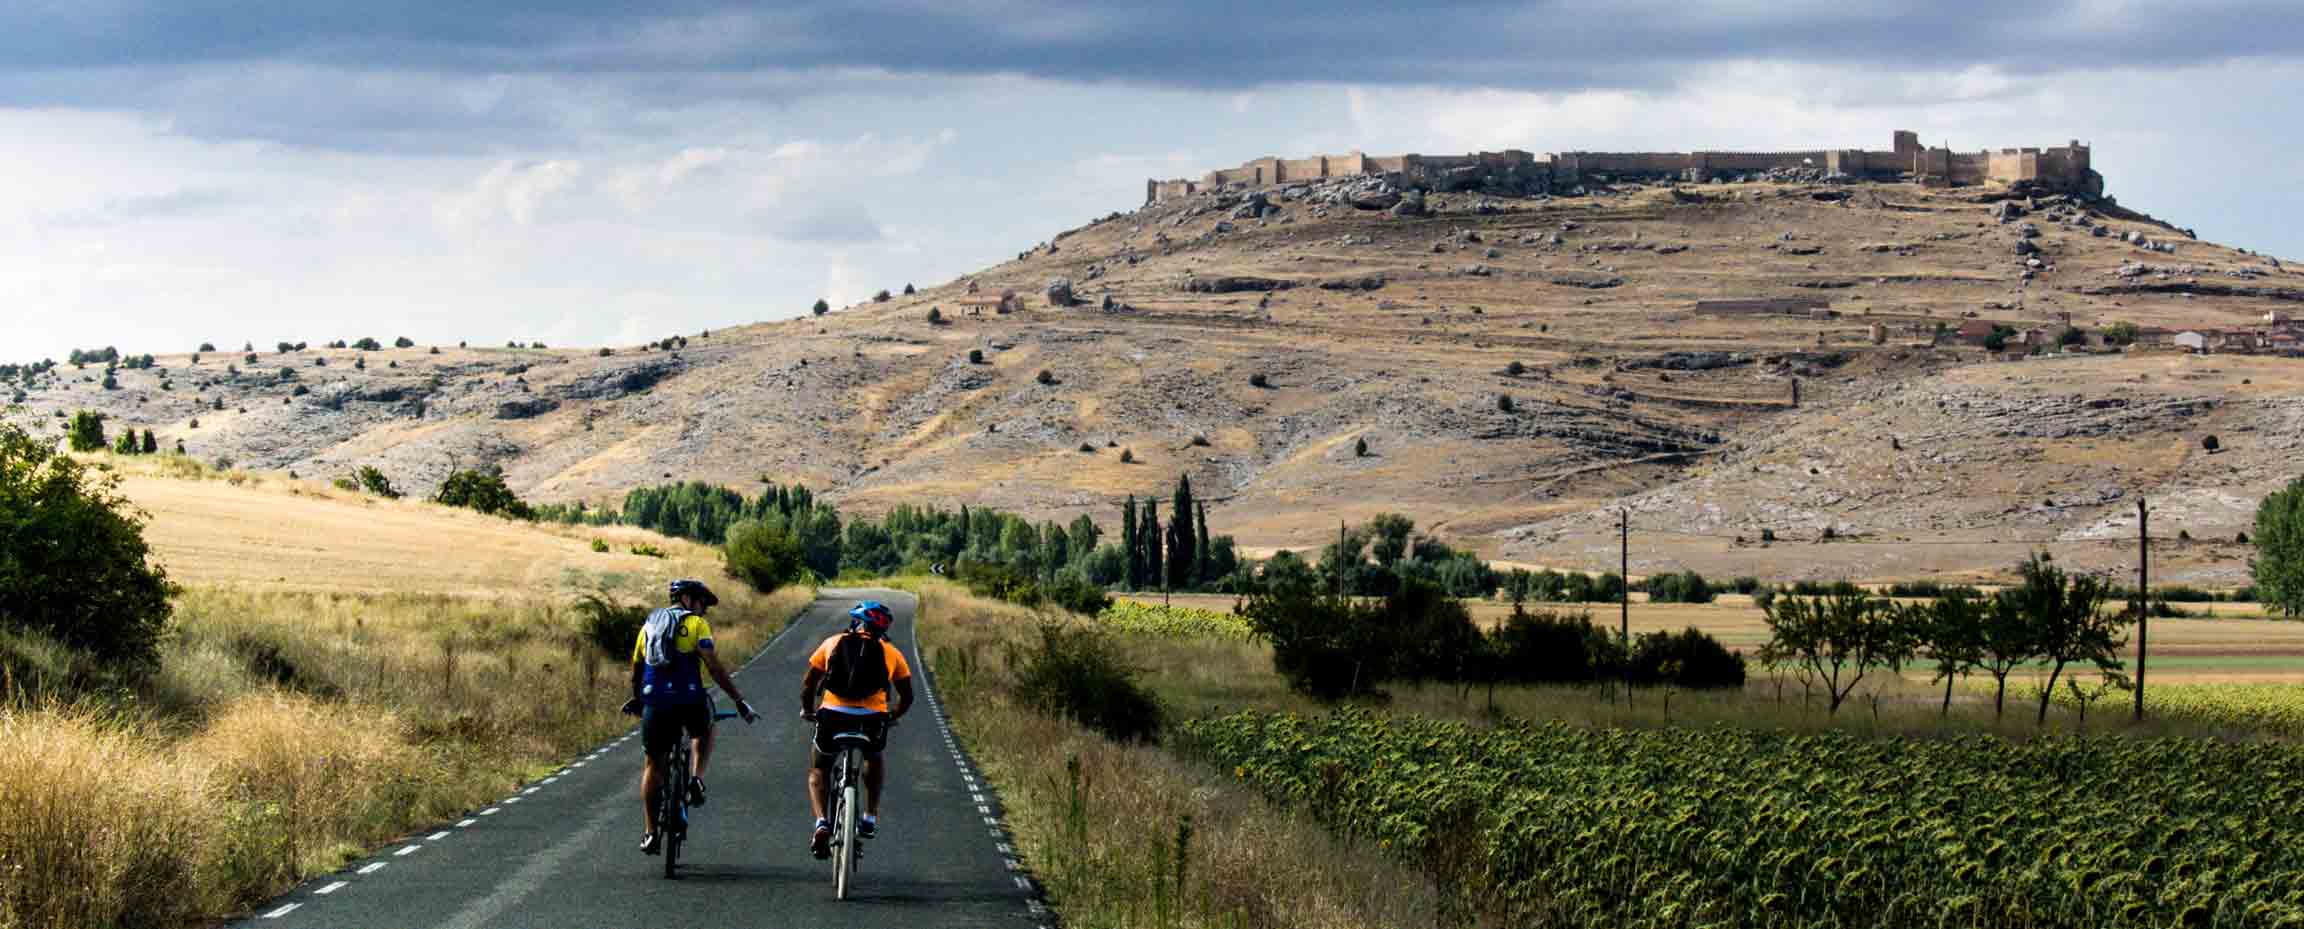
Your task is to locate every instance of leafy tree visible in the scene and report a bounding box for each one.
[813,298,829,316]
[1367,513,1414,568]
[394,337,415,348]
[1914,589,1988,715]
[434,468,535,520]
[1759,589,1915,713]
[1121,495,1139,590]
[1497,394,1516,413]
[1140,500,1163,591]
[352,337,382,351]
[66,411,107,452]
[197,342,217,352]
[874,289,892,302]
[2256,477,2304,618]
[902,283,915,295]
[0,422,174,670]
[967,349,984,364]
[927,307,944,325]
[112,431,138,455]
[2000,553,2124,725]
[724,519,807,593]
[139,430,157,455]
[2103,321,2140,345]
[1354,436,1369,457]
[1644,569,1716,604]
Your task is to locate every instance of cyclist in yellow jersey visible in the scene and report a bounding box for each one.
[797,600,912,858]
[622,579,756,855]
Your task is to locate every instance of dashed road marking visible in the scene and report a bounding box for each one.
[261,903,301,919]
[427,831,450,841]
[394,845,421,857]
[522,787,541,795]
[480,807,500,816]
[504,797,523,804]
[357,863,387,875]
[315,881,349,896]
[542,777,559,784]
[456,819,477,828]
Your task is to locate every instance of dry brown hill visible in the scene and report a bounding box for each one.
[16,177,2302,585]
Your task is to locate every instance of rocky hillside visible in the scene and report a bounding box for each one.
[13,174,2300,584]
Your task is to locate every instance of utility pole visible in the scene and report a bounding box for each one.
[1620,508,1631,691]
[2134,498,2150,722]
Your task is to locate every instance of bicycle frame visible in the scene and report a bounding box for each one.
[823,718,893,901]
[655,709,740,879]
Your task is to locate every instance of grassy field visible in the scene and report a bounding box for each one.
[1122,592,2304,682]
[0,457,810,929]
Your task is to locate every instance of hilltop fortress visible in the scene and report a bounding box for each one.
[1147,130,2097,203]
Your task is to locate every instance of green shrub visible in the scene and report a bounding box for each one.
[0,422,174,671]
[66,411,106,452]
[433,468,535,520]
[724,519,806,593]
[354,465,401,500]
[628,543,666,559]
[573,591,649,662]
[1487,606,1611,683]
[590,538,610,553]
[1045,573,1113,615]
[1011,624,1163,743]
[1643,569,1716,604]
[1628,627,1747,688]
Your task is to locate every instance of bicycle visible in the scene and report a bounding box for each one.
[653,708,742,879]
[823,717,894,900]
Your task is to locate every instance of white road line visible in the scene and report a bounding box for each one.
[357,862,388,875]
[480,807,501,816]
[456,819,477,828]
[505,797,523,804]
[971,792,986,802]
[997,843,1013,854]
[315,881,349,895]
[427,831,451,841]
[977,804,992,815]
[394,845,421,857]
[542,777,559,784]
[1014,876,1032,890]
[572,761,587,768]
[1004,857,1021,871]
[522,787,541,795]
[984,816,1000,826]
[261,903,301,919]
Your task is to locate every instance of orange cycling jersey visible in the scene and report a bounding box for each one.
[808,633,911,714]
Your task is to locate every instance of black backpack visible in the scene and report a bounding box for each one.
[824,632,890,701]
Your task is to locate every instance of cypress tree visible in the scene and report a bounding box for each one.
[1142,500,1163,591]
[1122,496,1139,590]
[1168,475,1197,591]
[1195,502,1212,587]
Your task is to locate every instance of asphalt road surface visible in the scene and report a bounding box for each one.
[231,589,1043,929]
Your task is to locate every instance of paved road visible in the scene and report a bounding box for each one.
[232,590,1042,929]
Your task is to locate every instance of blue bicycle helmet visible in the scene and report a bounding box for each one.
[668,579,719,608]
[849,600,894,633]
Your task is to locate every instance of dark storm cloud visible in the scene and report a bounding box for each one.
[2,1,2298,149]
[7,1,2300,82]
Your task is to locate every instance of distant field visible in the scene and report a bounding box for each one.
[1121,592,2304,682]
[117,467,702,597]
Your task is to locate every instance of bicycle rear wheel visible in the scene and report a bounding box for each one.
[834,748,861,900]
[662,747,686,879]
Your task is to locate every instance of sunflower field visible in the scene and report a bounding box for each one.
[1098,600,1255,640]
[1182,710,2304,927]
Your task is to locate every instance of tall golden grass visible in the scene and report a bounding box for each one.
[0,580,811,929]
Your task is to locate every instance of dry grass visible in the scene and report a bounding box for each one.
[905,579,1440,929]
[0,472,813,929]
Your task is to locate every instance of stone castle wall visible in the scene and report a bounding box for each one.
[1146,131,2097,203]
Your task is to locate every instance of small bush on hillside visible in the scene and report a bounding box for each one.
[66,411,106,452]
[1119,448,1135,464]
[968,349,984,364]
[331,477,359,492]
[0,423,175,671]
[1249,373,1269,388]
[903,283,916,295]
[590,538,610,553]
[1506,360,1526,376]
[1036,369,1057,386]
[354,465,401,499]
[874,289,892,303]
[351,338,382,351]
[629,543,666,559]
[724,519,807,593]
[394,337,415,348]
[812,298,830,316]
[1012,624,1163,742]
[1497,394,1516,413]
[927,307,944,325]
[197,342,217,352]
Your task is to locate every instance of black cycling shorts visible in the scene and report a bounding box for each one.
[641,698,713,758]
[811,712,889,763]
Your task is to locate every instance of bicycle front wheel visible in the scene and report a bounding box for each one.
[834,749,861,900]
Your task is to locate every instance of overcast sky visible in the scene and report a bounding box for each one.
[4,1,2300,360]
